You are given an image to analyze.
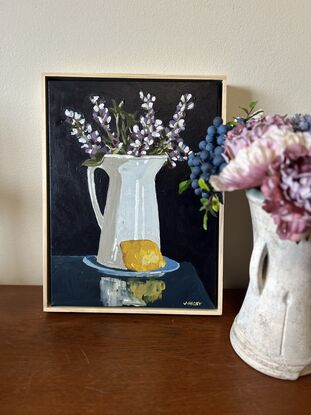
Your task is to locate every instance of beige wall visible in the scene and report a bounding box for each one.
[1,0,310,287]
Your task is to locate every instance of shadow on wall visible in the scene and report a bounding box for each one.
[224,191,253,288]
[223,86,254,288]
[0,185,23,283]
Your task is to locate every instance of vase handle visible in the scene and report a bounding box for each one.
[87,167,103,230]
[250,237,268,294]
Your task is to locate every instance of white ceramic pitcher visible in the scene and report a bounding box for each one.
[87,154,167,269]
[230,189,311,380]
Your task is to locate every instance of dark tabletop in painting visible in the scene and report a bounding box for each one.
[51,256,215,309]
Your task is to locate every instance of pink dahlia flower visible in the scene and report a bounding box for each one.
[261,144,311,241]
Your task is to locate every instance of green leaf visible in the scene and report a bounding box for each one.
[211,196,220,213]
[239,106,249,115]
[249,100,258,109]
[82,153,104,167]
[178,179,191,194]
[227,121,236,127]
[125,113,136,127]
[203,212,208,231]
[208,206,218,218]
[200,198,209,206]
[198,178,210,191]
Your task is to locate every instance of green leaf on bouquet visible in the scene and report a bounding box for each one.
[208,207,218,218]
[211,196,220,213]
[198,178,210,191]
[249,100,258,109]
[203,212,208,231]
[239,106,249,115]
[200,198,208,206]
[178,179,191,194]
[82,153,105,167]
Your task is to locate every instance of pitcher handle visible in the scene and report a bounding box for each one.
[87,167,103,230]
[249,237,268,294]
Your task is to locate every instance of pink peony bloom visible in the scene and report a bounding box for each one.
[210,137,281,191]
[261,144,311,241]
[210,128,311,192]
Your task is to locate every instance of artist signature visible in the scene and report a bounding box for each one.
[183,301,202,307]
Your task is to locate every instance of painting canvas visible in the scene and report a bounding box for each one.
[43,74,226,315]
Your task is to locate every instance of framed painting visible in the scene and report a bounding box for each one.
[43,73,226,315]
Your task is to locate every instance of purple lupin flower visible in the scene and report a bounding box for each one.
[129,92,164,156]
[90,96,122,148]
[65,91,194,165]
[65,109,108,157]
[164,94,193,165]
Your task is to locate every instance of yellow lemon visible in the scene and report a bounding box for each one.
[120,240,166,272]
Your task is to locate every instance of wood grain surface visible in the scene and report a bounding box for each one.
[0,286,310,415]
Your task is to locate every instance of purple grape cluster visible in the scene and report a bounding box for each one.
[187,116,231,197]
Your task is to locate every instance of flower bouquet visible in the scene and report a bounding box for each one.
[208,105,311,242]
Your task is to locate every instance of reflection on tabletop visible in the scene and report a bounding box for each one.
[100,277,166,307]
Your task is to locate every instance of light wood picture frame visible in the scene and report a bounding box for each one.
[43,73,226,315]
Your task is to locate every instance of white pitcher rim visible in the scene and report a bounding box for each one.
[246,188,264,204]
[103,154,168,160]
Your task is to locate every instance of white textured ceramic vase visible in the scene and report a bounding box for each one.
[230,189,311,380]
[87,154,167,269]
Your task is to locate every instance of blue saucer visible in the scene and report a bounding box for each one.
[83,256,180,278]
